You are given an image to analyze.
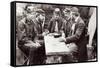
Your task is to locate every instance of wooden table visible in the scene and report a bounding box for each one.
[44,34,74,64]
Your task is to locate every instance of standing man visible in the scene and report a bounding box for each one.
[59,7,88,62]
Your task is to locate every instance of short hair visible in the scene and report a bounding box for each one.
[25,4,33,12]
[53,8,61,16]
[71,7,80,17]
[63,7,71,14]
[71,7,79,13]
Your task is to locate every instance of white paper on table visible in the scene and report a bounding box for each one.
[44,35,71,55]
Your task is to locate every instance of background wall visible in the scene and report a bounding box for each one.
[0,0,99,68]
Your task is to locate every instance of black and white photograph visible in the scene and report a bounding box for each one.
[11,1,97,66]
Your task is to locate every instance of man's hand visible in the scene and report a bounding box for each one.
[25,40,41,48]
[87,44,94,59]
[42,32,47,36]
[58,37,66,42]
[25,40,36,47]
[42,29,49,36]
[87,44,94,50]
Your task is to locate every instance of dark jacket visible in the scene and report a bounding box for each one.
[65,17,88,61]
[64,18,73,37]
[26,18,46,65]
[18,15,46,65]
[48,17,66,33]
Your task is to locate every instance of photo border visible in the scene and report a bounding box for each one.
[10,1,98,67]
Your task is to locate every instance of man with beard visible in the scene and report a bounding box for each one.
[18,6,47,65]
[27,9,47,65]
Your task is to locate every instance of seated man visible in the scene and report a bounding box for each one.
[18,7,47,65]
[63,7,73,37]
[59,7,88,62]
[60,7,77,62]
[48,8,66,34]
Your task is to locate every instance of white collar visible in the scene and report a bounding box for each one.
[75,16,79,22]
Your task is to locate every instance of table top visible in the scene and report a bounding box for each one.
[44,34,72,56]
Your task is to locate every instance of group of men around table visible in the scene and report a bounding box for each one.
[17,5,95,65]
